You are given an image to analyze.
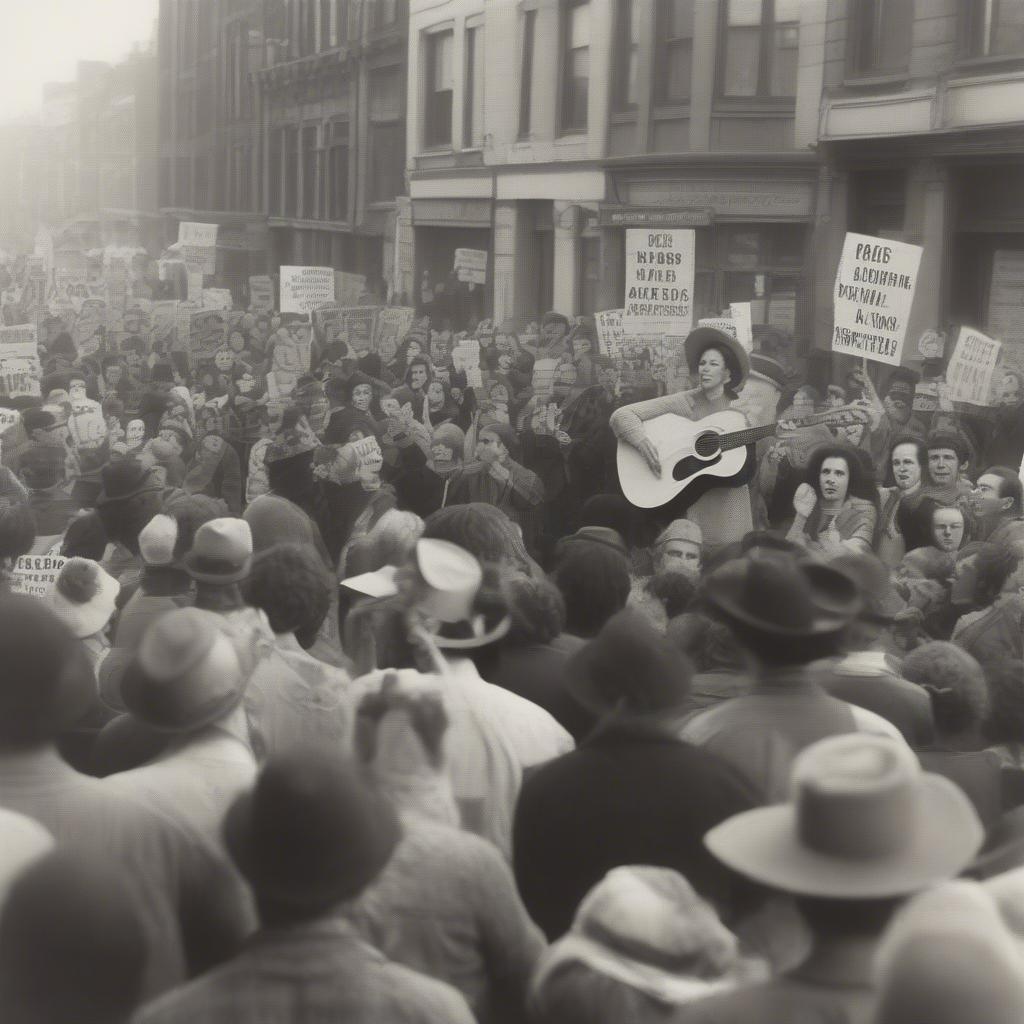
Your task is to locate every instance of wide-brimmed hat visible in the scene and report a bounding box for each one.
[121,608,248,733]
[554,525,627,560]
[702,554,861,638]
[705,733,983,899]
[748,352,787,389]
[95,459,163,506]
[184,517,253,584]
[223,751,401,911]
[684,327,750,388]
[47,558,120,639]
[830,552,906,624]
[566,608,693,716]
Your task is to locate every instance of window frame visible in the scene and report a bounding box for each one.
[846,0,914,80]
[464,22,485,149]
[958,0,1024,61]
[559,0,592,135]
[423,26,455,150]
[518,8,538,138]
[654,0,696,108]
[610,0,640,113]
[716,0,800,104]
[326,119,350,222]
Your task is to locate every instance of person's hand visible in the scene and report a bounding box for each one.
[489,460,511,483]
[793,482,817,518]
[637,436,662,478]
[554,429,571,447]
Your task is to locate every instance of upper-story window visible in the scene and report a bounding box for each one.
[720,0,799,98]
[849,0,913,76]
[961,0,1024,57]
[464,24,485,147]
[371,0,406,30]
[424,29,454,148]
[611,0,642,111]
[561,0,591,133]
[519,9,538,136]
[656,0,695,104]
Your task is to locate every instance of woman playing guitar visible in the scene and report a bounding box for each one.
[610,326,754,552]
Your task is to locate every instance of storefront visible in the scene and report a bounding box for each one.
[598,161,818,367]
[411,197,493,326]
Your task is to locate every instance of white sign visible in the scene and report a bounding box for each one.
[623,229,694,334]
[729,303,754,350]
[832,232,923,366]
[202,288,233,312]
[351,435,383,468]
[178,222,218,275]
[187,270,204,302]
[946,326,1002,407]
[0,407,18,433]
[454,248,487,286]
[280,266,336,315]
[9,554,66,600]
[249,275,274,312]
[0,324,41,398]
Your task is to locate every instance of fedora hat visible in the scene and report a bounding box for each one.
[702,554,860,638]
[121,608,248,733]
[684,327,750,389]
[224,751,401,911]
[705,733,983,899]
[95,459,163,506]
[184,517,253,584]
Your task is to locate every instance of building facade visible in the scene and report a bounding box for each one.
[256,0,408,298]
[816,0,1024,377]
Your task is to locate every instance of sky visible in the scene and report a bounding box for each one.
[0,0,159,122]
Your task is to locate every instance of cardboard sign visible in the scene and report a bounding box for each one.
[831,233,923,366]
[202,288,233,312]
[946,326,1002,406]
[623,229,694,334]
[0,324,41,398]
[9,554,66,599]
[596,309,667,390]
[454,248,487,285]
[729,303,754,350]
[178,223,218,276]
[913,381,940,413]
[373,307,416,364]
[249,275,274,312]
[351,435,383,468]
[280,266,335,315]
[189,310,227,365]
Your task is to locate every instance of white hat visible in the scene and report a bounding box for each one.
[139,514,178,567]
[48,558,120,639]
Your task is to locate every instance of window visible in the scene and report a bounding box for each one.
[424,30,454,148]
[327,121,349,220]
[612,0,642,110]
[561,1,591,133]
[370,0,404,30]
[319,0,331,48]
[962,0,1024,56]
[464,25,485,147]
[721,0,799,98]
[284,126,298,217]
[519,9,537,136]
[334,0,349,46]
[850,0,913,75]
[301,125,317,218]
[370,68,405,201]
[655,0,694,104]
[268,129,283,215]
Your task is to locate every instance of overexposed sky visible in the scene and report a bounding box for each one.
[0,0,159,122]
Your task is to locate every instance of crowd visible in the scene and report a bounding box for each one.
[0,264,1023,1023]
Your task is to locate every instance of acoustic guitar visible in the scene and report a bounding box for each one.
[617,405,871,510]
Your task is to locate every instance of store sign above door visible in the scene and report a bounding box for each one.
[598,206,714,228]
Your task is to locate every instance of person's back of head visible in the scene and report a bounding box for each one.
[667,612,747,673]
[550,542,630,639]
[982,660,1024,748]
[505,574,566,647]
[902,642,988,743]
[242,542,333,647]
[0,851,146,1024]
[424,502,535,575]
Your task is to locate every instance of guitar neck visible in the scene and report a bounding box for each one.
[718,411,838,453]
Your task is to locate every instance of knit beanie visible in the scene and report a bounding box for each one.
[48,558,120,639]
[138,514,178,567]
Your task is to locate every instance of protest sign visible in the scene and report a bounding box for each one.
[831,233,922,366]
[202,288,233,312]
[249,275,274,312]
[178,222,218,275]
[351,435,383,469]
[452,336,483,388]
[72,299,106,358]
[335,306,378,358]
[595,309,667,391]
[0,407,19,434]
[729,303,754,350]
[0,324,41,398]
[454,249,487,285]
[946,326,1002,406]
[373,307,416,364]
[8,554,66,600]
[187,270,204,303]
[151,301,179,352]
[335,271,366,308]
[189,310,227,365]
[913,381,940,413]
[623,229,695,335]
[280,266,335,315]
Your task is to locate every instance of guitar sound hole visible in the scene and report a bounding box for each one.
[693,431,722,459]
[673,452,721,481]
